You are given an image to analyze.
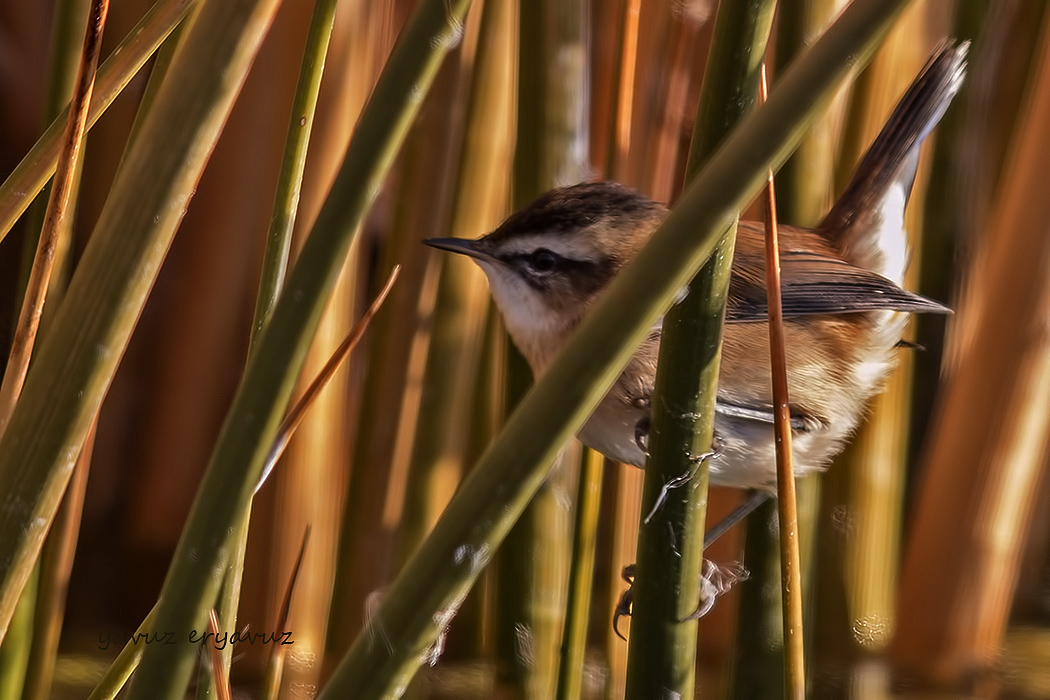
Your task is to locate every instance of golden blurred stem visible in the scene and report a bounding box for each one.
[403,0,513,549]
[893,9,1050,684]
[774,0,847,226]
[330,47,460,660]
[646,11,705,202]
[807,19,926,697]
[324,1,424,656]
[912,4,1047,457]
[605,0,639,180]
[555,448,604,700]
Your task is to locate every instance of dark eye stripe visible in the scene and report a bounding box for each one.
[501,252,616,295]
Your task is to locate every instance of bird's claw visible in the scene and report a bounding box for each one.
[689,430,725,465]
[612,564,635,641]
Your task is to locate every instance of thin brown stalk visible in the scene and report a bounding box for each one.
[258,265,400,490]
[760,65,805,700]
[260,527,311,700]
[0,0,108,431]
[603,3,644,692]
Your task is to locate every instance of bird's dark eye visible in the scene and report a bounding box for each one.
[529,248,559,272]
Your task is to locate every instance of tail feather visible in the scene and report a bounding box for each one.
[820,40,968,282]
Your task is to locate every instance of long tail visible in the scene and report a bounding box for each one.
[820,40,968,284]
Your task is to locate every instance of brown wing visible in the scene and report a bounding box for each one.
[726,221,949,323]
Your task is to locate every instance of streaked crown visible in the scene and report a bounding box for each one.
[426,181,665,371]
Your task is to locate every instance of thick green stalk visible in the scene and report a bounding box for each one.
[624,1,776,697]
[249,0,338,343]
[319,2,916,696]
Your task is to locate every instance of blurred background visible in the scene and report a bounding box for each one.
[0,0,1048,697]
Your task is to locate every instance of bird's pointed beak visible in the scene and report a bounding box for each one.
[424,237,498,264]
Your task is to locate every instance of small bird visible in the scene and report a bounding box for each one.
[426,42,966,494]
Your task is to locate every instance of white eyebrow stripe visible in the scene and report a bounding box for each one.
[495,234,603,261]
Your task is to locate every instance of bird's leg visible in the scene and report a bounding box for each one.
[702,490,772,550]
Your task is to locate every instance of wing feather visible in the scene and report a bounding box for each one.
[726,221,948,323]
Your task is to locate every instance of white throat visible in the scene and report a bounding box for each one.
[477,260,574,373]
